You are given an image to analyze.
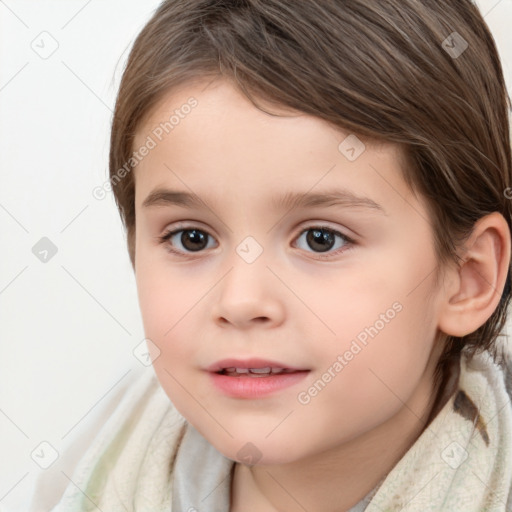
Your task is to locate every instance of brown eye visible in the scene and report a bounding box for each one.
[159,228,216,254]
[305,228,336,252]
[294,226,353,258]
[177,229,209,252]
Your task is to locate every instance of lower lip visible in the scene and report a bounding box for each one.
[208,370,310,398]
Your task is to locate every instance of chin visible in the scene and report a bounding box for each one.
[202,431,302,466]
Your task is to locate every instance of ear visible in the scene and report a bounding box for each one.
[438,212,511,337]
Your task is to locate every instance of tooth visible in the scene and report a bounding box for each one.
[224,367,237,372]
[248,367,272,374]
[235,368,249,373]
[271,368,285,374]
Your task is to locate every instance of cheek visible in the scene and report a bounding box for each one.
[295,308,435,444]
[310,260,438,402]
[135,262,208,370]
[135,256,194,335]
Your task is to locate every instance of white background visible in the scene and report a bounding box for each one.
[0,1,511,511]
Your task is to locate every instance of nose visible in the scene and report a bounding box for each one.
[211,251,285,329]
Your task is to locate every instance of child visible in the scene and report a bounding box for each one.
[34,0,512,510]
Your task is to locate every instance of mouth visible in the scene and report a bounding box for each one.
[207,357,309,374]
[216,367,302,377]
[206,358,310,398]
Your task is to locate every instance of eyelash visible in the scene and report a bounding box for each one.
[157,223,356,260]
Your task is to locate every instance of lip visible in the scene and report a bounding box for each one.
[206,357,308,373]
[206,357,311,399]
[208,370,310,399]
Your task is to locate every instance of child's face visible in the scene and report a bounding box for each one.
[133,78,447,464]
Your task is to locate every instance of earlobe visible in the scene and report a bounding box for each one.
[438,212,511,338]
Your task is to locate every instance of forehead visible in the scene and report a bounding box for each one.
[134,77,395,160]
[132,79,419,218]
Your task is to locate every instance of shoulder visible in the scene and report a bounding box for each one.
[28,364,154,512]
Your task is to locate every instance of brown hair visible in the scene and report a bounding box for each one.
[109,0,512,415]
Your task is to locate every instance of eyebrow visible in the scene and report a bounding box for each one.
[142,187,387,215]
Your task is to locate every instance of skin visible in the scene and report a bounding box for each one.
[132,78,510,512]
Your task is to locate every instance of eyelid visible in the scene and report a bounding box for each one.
[296,221,355,239]
[160,219,354,239]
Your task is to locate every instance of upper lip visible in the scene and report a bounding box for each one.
[206,358,309,373]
